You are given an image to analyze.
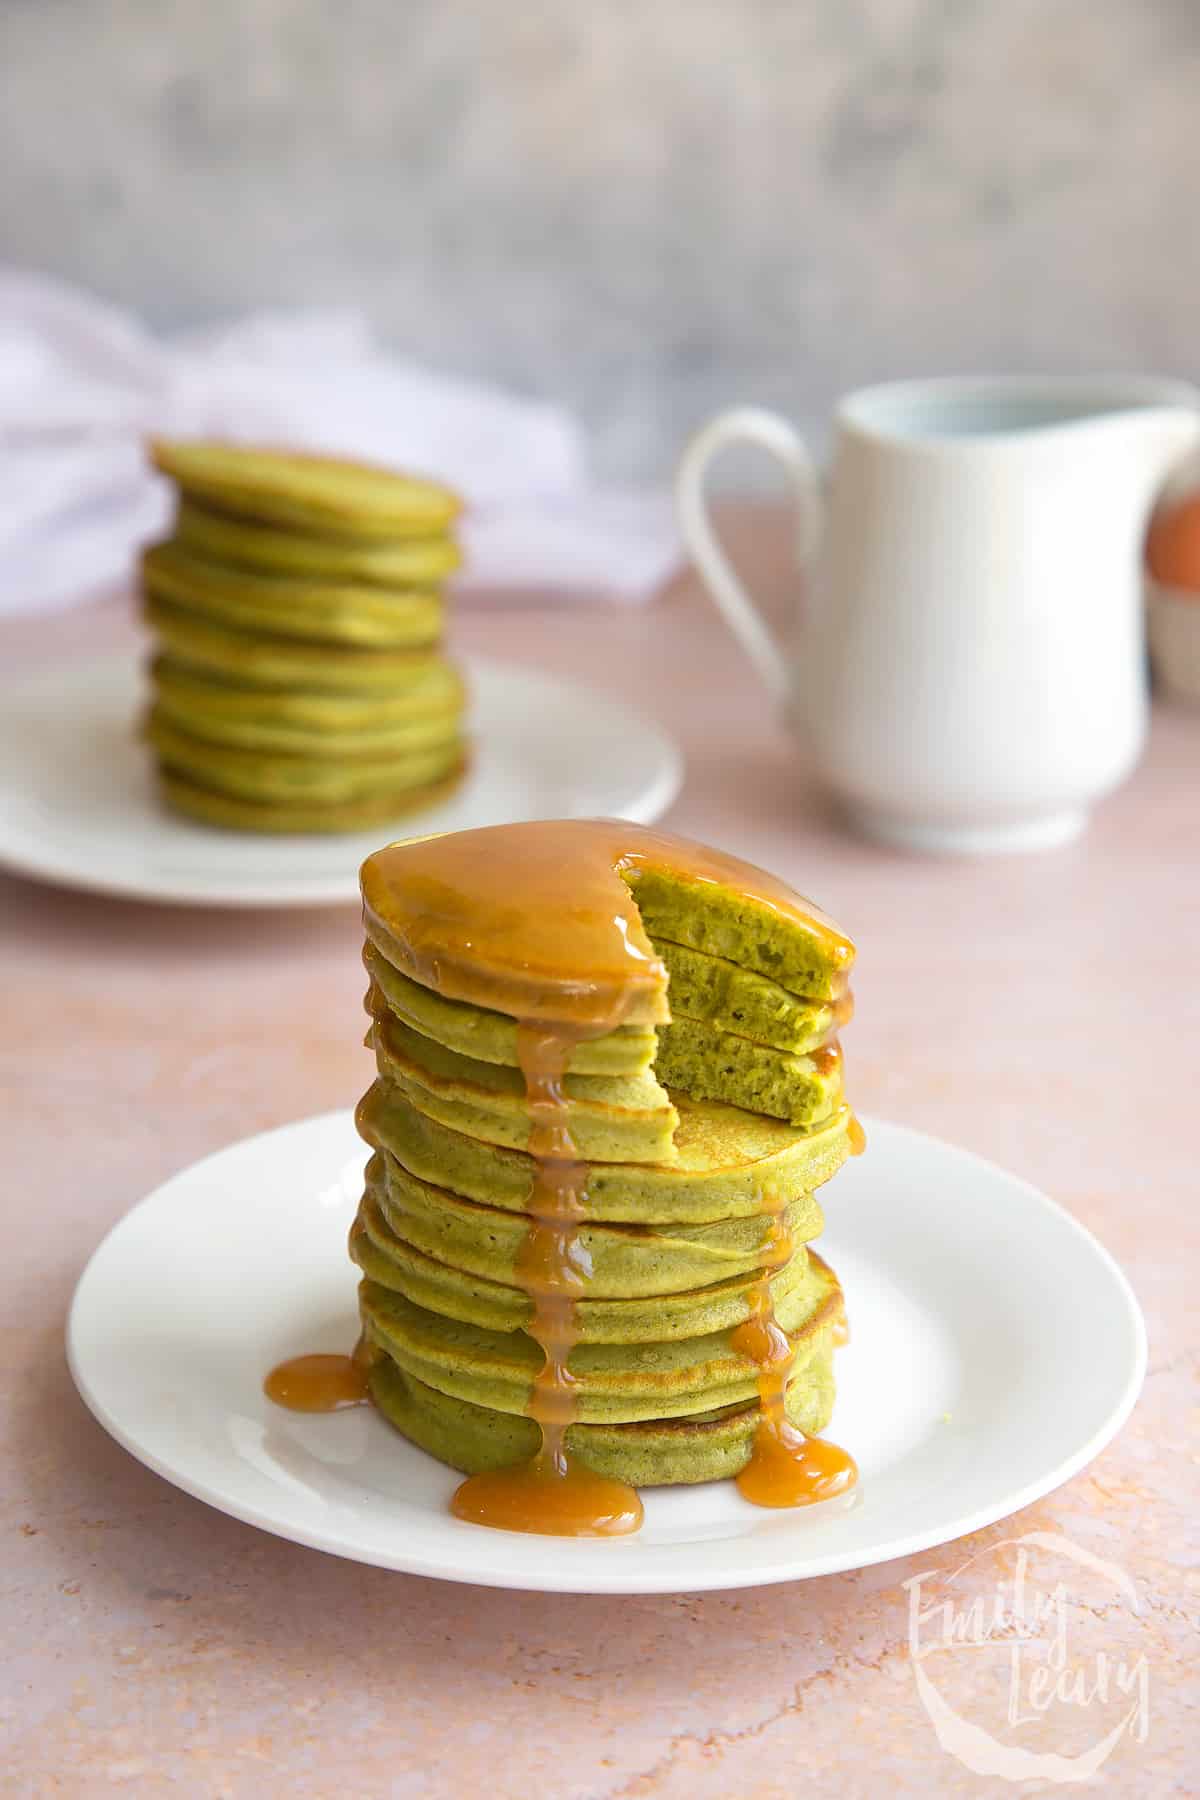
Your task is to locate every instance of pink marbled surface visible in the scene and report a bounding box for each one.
[1,527,1196,1795]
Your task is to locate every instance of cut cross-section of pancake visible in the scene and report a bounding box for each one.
[653,1023,843,1127]
[361,821,853,1121]
[624,861,852,1003]
[656,939,851,1055]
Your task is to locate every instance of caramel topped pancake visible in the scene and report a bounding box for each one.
[271,821,862,1528]
[361,819,852,1026]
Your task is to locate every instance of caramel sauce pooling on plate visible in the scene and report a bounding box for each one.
[732,1199,858,1508]
[264,1340,371,1412]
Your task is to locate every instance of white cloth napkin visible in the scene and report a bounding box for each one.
[0,270,680,616]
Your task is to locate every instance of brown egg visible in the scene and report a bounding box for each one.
[1146,490,1200,593]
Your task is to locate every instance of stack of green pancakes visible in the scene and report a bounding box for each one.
[140,441,468,833]
[352,824,859,1489]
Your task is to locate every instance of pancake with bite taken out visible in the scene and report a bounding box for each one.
[267,822,863,1526]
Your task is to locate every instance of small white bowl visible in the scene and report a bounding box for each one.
[1147,579,1200,704]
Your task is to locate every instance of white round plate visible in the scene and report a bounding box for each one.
[68,1112,1145,1595]
[0,652,682,908]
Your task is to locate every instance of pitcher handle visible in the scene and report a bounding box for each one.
[675,407,823,708]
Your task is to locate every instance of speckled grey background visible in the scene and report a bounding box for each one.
[2,0,1197,476]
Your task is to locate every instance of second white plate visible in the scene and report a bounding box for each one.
[0,651,683,907]
[67,1111,1146,1594]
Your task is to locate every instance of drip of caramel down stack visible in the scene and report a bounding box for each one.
[346,821,861,1533]
[139,441,468,833]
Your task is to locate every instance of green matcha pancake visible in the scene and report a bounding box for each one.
[351,1182,814,1343]
[360,820,851,1023]
[151,656,465,757]
[359,1248,838,1424]
[150,440,461,538]
[365,931,844,1121]
[173,497,461,586]
[356,1078,852,1225]
[367,1336,836,1487]
[364,942,655,1076]
[357,1147,824,1302]
[625,864,851,1003]
[143,441,470,838]
[148,712,463,807]
[359,822,673,1026]
[338,822,861,1520]
[143,544,444,649]
[657,939,849,1054]
[145,597,453,695]
[356,1072,852,1231]
[654,1022,843,1127]
[159,767,466,834]
[369,1009,678,1164]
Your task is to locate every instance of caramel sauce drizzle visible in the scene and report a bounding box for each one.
[731,1188,858,1509]
[450,1024,643,1536]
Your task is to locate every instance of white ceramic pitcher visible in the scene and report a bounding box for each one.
[677,376,1200,852]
